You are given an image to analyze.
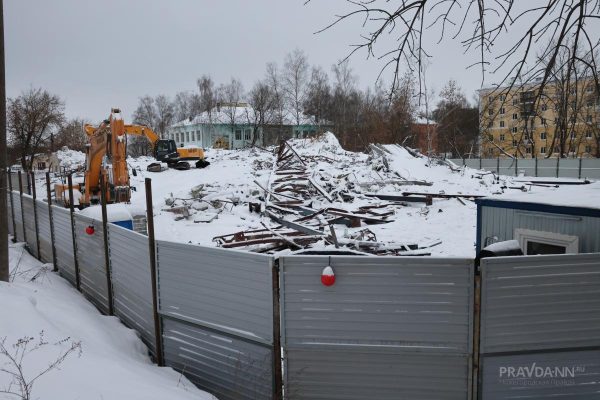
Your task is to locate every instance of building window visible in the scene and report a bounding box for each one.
[585,145,592,153]
[512,98,518,105]
[541,132,547,139]
[524,133,529,140]
[570,131,576,139]
[587,100,593,107]
[488,96,493,103]
[541,118,546,125]
[540,146,546,154]
[586,130,592,138]
[515,228,578,255]
[499,134,505,141]
[235,129,242,140]
[487,148,493,156]
[186,132,190,142]
[526,147,532,154]
[487,122,493,128]
[541,104,547,111]
[586,85,594,93]
[488,109,494,116]
[512,140,518,147]
[37,162,46,170]
[244,129,251,140]
[499,121,505,127]
[512,127,518,133]
[500,108,505,115]
[500,94,506,101]
[512,113,518,120]
[586,115,593,123]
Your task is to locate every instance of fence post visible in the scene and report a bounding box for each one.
[556,157,560,178]
[496,157,499,175]
[46,172,58,272]
[145,178,164,366]
[578,158,582,179]
[272,260,283,400]
[30,172,41,260]
[67,174,81,291]
[18,171,26,244]
[514,157,518,176]
[535,157,538,177]
[7,170,16,242]
[479,157,482,170]
[100,174,114,316]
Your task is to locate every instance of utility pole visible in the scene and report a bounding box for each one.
[0,0,8,282]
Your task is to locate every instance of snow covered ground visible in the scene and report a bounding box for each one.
[0,241,216,400]
[45,132,596,257]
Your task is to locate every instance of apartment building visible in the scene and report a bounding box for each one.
[479,77,600,158]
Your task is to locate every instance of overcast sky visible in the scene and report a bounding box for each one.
[6,1,595,123]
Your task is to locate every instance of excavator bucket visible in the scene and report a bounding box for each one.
[195,159,210,168]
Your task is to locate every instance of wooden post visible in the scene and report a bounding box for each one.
[25,170,31,194]
[272,261,283,400]
[18,171,26,244]
[556,156,560,178]
[30,172,41,260]
[514,157,518,177]
[496,157,499,175]
[67,174,80,291]
[46,172,57,271]
[145,178,164,366]
[100,174,114,315]
[7,170,16,242]
[534,157,538,177]
[578,158,582,179]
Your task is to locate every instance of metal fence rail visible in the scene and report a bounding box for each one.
[280,255,474,400]
[156,240,276,400]
[479,253,600,399]
[108,223,156,356]
[7,193,13,236]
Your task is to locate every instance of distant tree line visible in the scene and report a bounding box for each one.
[132,49,480,154]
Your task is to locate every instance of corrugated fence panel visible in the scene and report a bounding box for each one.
[52,205,76,285]
[157,240,275,400]
[74,213,109,314]
[480,253,600,398]
[35,199,53,264]
[162,318,274,400]
[481,350,600,399]
[481,253,600,353]
[281,256,474,400]
[107,223,156,356]
[498,158,516,176]
[517,159,535,177]
[12,192,23,242]
[581,158,600,179]
[535,158,558,177]
[22,195,38,258]
[558,158,580,178]
[157,240,274,344]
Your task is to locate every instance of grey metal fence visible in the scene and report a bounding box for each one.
[450,157,600,179]
[280,255,474,400]
[12,192,23,242]
[22,195,38,259]
[7,193,13,236]
[479,253,600,399]
[156,240,276,400]
[108,223,156,356]
[35,199,53,264]
[74,213,110,314]
[52,205,77,286]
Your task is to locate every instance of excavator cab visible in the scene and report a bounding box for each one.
[154,139,179,163]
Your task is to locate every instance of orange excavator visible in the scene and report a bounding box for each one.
[55,108,209,207]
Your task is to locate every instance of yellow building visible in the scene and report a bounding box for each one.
[479,77,600,158]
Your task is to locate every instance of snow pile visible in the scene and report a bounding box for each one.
[0,241,216,400]
[55,147,86,170]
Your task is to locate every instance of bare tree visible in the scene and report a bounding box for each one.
[132,95,156,130]
[7,88,65,170]
[304,65,331,126]
[173,91,201,122]
[247,81,275,146]
[283,49,309,126]
[54,118,88,152]
[218,78,244,143]
[265,62,286,141]
[309,1,600,100]
[132,94,174,137]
